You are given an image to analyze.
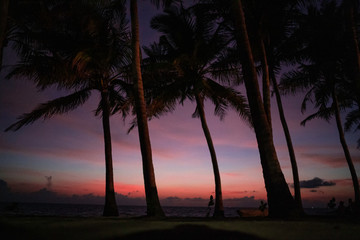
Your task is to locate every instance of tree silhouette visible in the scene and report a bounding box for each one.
[143,4,250,217]
[244,0,305,211]
[5,0,132,216]
[0,0,9,70]
[130,0,165,217]
[281,0,360,207]
[229,0,298,217]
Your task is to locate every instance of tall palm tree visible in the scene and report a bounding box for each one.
[127,0,180,218]
[229,0,298,217]
[242,0,304,210]
[5,0,131,216]
[0,0,9,70]
[340,0,360,151]
[144,4,250,217]
[341,0,360,95]
[129,0,164,217]
[281,0,360,207]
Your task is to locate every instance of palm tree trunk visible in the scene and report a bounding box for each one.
[0,0,9,70]
[231,0,297,217]
[270,67,303,211]
[333,89,360,206]
[259,37,272,130]
[195,93,224,218]
[101,90,119,217]
[130,0,164,217]
[343,0,360,90]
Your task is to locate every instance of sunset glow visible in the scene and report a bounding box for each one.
[1,1,360,210]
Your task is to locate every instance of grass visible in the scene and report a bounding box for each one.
[1,215,359,240]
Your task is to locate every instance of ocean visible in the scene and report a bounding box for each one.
[0,202,333,217]
[0,202,243,217]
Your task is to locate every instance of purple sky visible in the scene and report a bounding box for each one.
[0,1,359,208]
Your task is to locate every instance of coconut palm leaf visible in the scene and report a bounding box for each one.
[203,78,251,123]
[5,88,92,131]
[345,108,360,132]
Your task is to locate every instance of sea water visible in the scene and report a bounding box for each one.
[0,202,244,217]
[0,202,331,217]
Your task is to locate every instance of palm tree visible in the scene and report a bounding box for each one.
[229,0,298,217]
[341,0,360,96]
[130,0,165,217]
[242,0,304,211]
[0,0,9,70]
[340,0,360,152]
[5,0,132,216]
[144,4,250,217]
[281,0,360,207]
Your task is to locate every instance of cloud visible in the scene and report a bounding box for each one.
[223,196,265,208]
[0,178,124,204]
[0,179,264,208]
[295,145,360,168]
[298,177,336,189]
[0,179,11,196]
[222,172,242,177]
[159,195,264,207]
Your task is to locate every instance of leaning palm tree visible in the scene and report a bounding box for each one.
[5,0,132,216]
[144,4,250,217]
[281,0,360,207]
[229,0,298,217]
[242,0,305,211]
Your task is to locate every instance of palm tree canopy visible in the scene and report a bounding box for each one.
[280,0,355,125]
[5,0,133,131]
[143,4,250,123]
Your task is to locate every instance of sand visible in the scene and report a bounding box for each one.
[1,215,359,240]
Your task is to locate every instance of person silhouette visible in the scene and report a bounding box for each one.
[206,195,214,217]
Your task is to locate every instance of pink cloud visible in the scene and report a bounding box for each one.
[300,152,360,168]
[222,172,243,177]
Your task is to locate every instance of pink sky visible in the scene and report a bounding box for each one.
[0,1,359,208]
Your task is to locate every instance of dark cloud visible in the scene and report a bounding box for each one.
[299,177,336,189]
[223,196,265,208]
[0,179,146,205]
[301,153,360,168]
[161,197,207,207]
[0,179,11,196]
[0,179,265,208]
[159,196,265,208]
[164,196,182,201]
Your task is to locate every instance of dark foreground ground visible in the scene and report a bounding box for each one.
[1,215,359,240]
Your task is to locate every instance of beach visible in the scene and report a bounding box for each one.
[1,215,360,240]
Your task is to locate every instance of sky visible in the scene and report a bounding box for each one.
[0,0,359,208]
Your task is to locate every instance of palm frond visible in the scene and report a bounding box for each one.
[300,105,333,126]
[5,88,92,131]
[204,78,251,124]
[150,0,182,9]
[344,108,360,132]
